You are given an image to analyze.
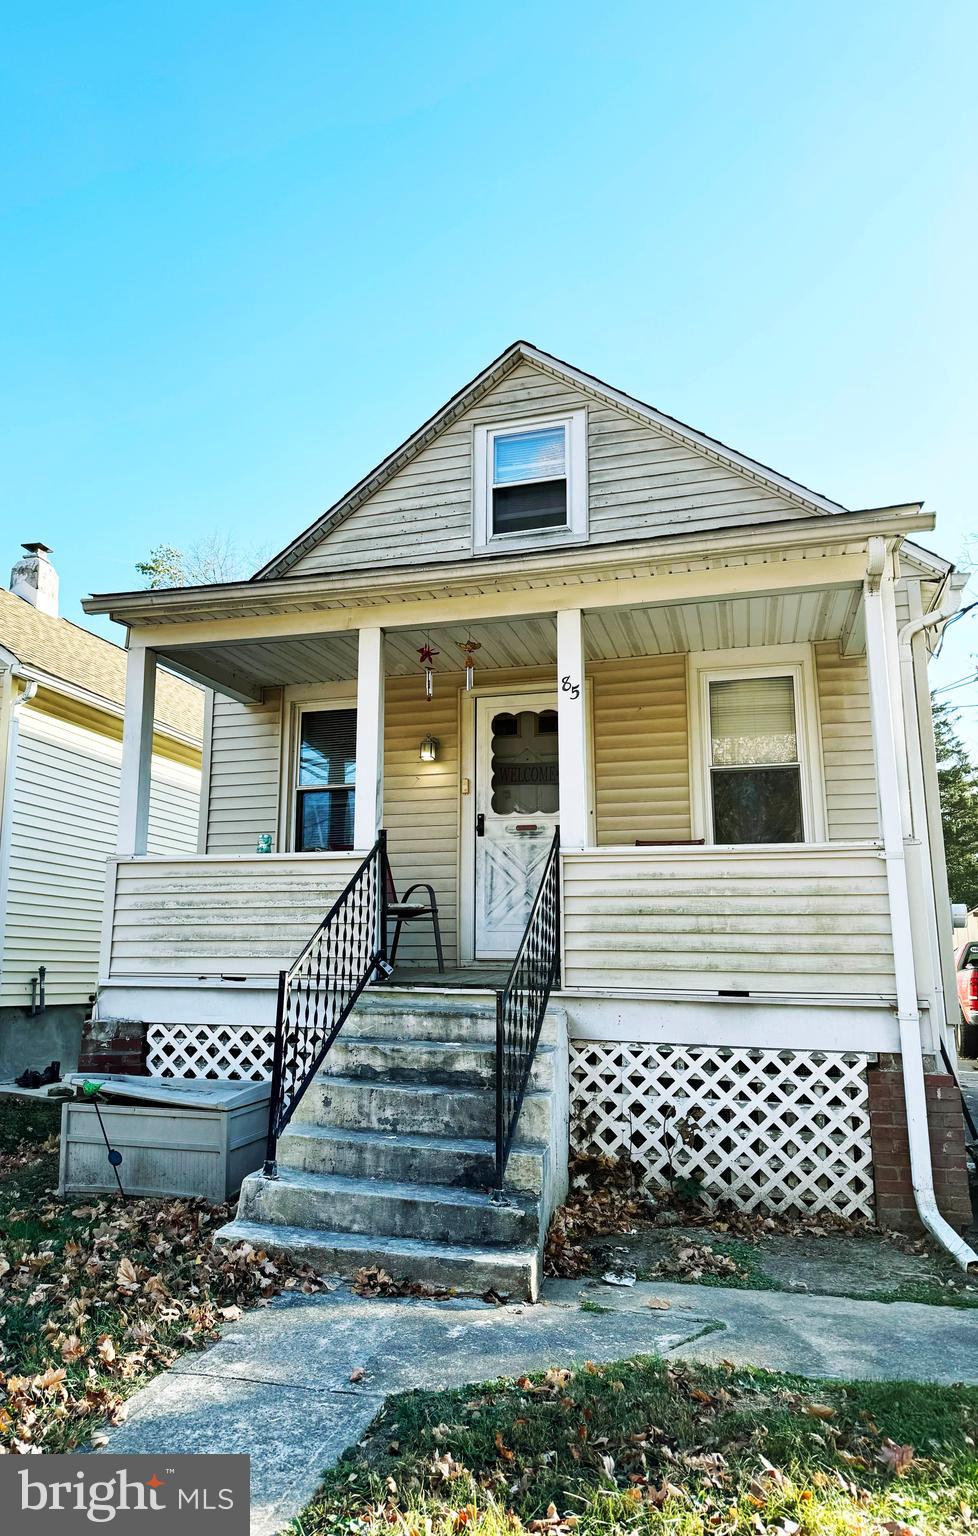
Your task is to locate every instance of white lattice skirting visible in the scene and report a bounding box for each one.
[147,1024,274,1081]
[570,1042,875,1220]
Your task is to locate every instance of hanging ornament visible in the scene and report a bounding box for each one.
[417,638,439,701]
[458,637,481,691]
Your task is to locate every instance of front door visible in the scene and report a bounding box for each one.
[475,692,559,959]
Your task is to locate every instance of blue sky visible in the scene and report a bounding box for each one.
[2,2,976,737]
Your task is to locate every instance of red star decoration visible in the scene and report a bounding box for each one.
[146,1476,165,1488]
[417,644,439,665]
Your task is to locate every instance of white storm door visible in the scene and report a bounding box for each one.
[474,693,559,959]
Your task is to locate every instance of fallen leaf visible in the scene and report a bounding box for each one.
[877,1440,915,1476]
[645,1296,671,1310]
[348,1366,366,1383]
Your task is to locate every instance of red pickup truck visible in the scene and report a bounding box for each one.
[957,941,978,1057]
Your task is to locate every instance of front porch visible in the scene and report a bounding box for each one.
[98,526,935,1045]
[80,513,975,1262]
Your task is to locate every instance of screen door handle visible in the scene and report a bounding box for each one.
[476,813,485,837]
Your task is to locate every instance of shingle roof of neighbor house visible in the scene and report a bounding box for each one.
[0,587,204,741]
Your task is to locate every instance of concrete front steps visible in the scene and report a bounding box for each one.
[215,989,568,1300]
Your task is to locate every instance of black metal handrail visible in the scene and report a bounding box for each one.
[263,831,388,1176]
[493,828,561,1194]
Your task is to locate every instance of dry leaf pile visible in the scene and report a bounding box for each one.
[544,1154,655,1277]
[545,1151,879,1281]
[0,1181,334,1454]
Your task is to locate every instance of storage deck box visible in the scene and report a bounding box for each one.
[58,1075,270,1202]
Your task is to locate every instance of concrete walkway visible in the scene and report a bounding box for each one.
[102,1277,978,1536]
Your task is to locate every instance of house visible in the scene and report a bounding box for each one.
[83,342,974,1296]
[0,543,204,1079]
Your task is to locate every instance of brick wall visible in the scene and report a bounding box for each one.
[77,1013,148,1077]
[867,1053,972,1232]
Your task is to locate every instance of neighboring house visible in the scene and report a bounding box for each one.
[83,342,973,1296]
[0,543,204,1077]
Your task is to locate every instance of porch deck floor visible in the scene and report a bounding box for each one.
[383,964,509,990]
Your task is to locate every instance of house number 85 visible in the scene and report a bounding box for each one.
[561,675,580,700]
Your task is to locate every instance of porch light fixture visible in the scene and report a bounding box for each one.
[419,734,439,762]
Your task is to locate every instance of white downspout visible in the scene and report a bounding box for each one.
[864,539,977,1271]
[899,573,970,1053]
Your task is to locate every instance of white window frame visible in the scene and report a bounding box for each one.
[279,684,358,853]
[472,409,588,554]
[687,644,827,846]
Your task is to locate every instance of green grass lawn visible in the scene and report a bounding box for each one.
[296,1358,978,1535]
[0,1093,331,1452]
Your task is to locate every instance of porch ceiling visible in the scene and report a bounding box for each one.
[154,585,864,691]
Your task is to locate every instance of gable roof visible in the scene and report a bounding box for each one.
[0,588,204,741]
[255,340,850,581]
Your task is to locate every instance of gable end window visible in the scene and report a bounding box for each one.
[474,411,587,552]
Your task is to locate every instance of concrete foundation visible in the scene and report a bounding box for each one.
[0,1004,84,1079]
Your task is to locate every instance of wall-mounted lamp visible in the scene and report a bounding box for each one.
[419,734,439,762]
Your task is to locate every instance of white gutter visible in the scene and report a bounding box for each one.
[864,540,977,1271]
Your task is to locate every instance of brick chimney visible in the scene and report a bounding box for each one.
[10,542,58,617]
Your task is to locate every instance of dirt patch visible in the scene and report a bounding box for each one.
[546,1153,978,1305]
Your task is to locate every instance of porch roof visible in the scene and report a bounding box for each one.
[81,507,945,702]
[144,585,875,692]
[85,506,933,629]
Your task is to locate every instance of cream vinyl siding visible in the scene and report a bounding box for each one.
[287,361,808,576]
[382,657,691,966]
[200,645,877,969]
[205,691,282,854]
[0,704,201,1008]
[384,673,465,966]
[814,644,879,840]
[106,855,359,979]
[592,655,690,844]
[561,847,895,995]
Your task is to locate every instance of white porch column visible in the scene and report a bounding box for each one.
[354,626,385,849]
[556,607,590,848]
[117,645,157,856]
[863,543,920,1035]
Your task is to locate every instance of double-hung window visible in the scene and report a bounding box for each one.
[708,676,803,843]
[690,649,825,846]
[294,707,357,851]
[474,410,587,551]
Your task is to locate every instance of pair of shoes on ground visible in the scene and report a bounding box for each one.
[14,1060,61,1089]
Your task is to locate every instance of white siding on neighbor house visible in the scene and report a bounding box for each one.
[814,643,879,841]
[0,704,201,1008]
[561,847,895,996]
[106,855,360,978]
[286,361,812,576]
[204,691,282,855]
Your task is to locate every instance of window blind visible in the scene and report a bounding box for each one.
[299,708,357,787]
[709,676,798,767]
[493,426,565,485]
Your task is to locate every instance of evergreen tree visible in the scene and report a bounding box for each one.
[933,697,978,911]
